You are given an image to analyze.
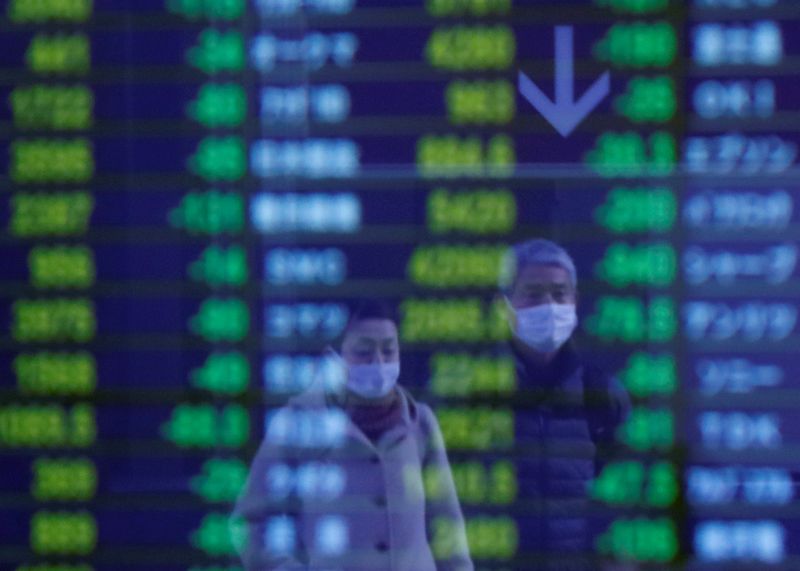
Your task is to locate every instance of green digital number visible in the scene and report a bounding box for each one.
[594,187,676,234]
[14,351,97,396]
[8,0,92,22]
[168,190,244,235]
[32,457,97,501]
[597,517,678,562]
[29,245,95,289]
[26,33,90,75]
[446,80,515,125]
[436,407,514,450]
[11,139,94,183]
[189,298,250,342]
[190,458,248,503]
[401,297,509,343]
[408,244,506,289]
[594,22,676,68]
[417,134,515,177]
[595,242,676,287]
[616,407,674,451]
[161,403,250,448]
[585,295,676,343]
[430,353,516,396]
[30,511,97,555]
[426,25,515,70]
[427,0,511,17]
[11,85,93,130]
[12,298,96,343]
[10,192,94,237]
[594,0,667,13]
[427,188,516,235]
[585,131,676,176]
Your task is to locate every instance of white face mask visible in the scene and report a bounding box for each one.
[346,362,400,399]
[510,302,577,353]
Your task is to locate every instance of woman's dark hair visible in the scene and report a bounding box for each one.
[332,299,398,349]
[343,299,398,331]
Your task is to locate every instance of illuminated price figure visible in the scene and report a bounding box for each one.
[417,134,515,177]
[594,0,668,12]
[189,298,250,342]
[30,511,97,555]
[11,139,94,183]
[585,295,676,343]
[169,190,244,235]
[29,246,95,289]
[427,188,516,235]
[433,516,518,561]
[192,513,246,557]
[186,29,244,74]
[594,187,675,234]
[32,457,97,501]
[188,136,246,182]
[167,0,245,20]
[12,299,96,343]
[424,460,517,506]
[10,85,94,130]
[426,0,511,17]
[446,80,515,125]
[585,131,676,177]
[596,517,678,563]
[8,0,93,22]
[426,24,514,71]
[401,297,509,344]
[593,22,677,68]
[14,352,97,396]
[161,403,249,448]
[615,76,676,124]
[189,245,248,287]
[436,407,514,451]
[591,460,678,507]
[429,353,516,397]
[187,83,247,128]
[408,244,506,289]
[616,407,674,452]
[9,192,94,237]
[595,242,676,288]
[25,33,90,75]
[0,404,96,448]
[190,458,248,503]
[618,352,676,399]
[191,352,249,396]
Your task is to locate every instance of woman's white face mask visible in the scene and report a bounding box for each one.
[508,301,577,353]
[346,362,400,399]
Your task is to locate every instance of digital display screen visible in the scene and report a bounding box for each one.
[2,0,799,570]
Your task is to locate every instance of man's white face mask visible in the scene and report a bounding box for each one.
[508,301,577,354]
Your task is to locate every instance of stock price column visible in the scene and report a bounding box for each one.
[559,0,682,568]
[2,1,98,570]
[164,0,252,568]
[408,0,519,568]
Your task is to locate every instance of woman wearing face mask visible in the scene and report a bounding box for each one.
[499,239,630,571]
[233,300,473,571]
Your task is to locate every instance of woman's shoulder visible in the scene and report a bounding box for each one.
[396,386,440,437]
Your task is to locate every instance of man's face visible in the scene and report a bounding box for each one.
[340,318,400,366]
[507,264,576,310]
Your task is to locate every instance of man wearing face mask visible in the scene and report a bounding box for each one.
[233,300,473,571]
[499,239,630,571]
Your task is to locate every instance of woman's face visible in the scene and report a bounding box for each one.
[340,318,400,366]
